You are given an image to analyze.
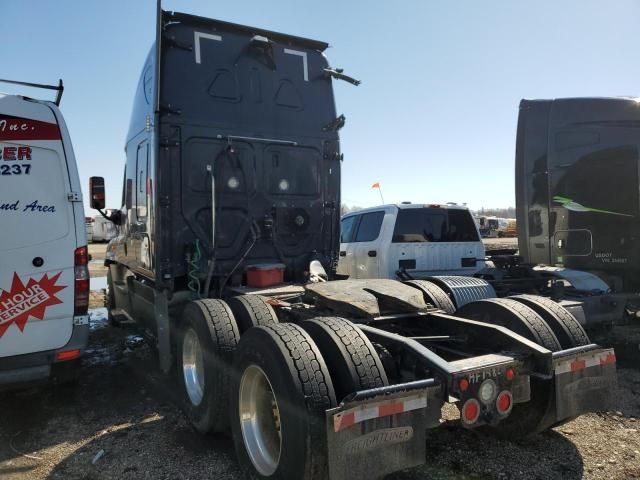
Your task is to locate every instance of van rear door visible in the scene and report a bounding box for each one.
[0,96,76,357]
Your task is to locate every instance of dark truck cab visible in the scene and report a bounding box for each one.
[113,12,342,293]
[502,97,640,327]
[517,97,640,291]
[91,10,617,480]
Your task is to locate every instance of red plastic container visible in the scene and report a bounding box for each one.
[246,263,285,288]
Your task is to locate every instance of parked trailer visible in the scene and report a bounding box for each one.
[91,10,617,480]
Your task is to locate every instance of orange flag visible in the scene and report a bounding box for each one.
[371,182,380,189]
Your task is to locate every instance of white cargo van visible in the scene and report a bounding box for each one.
[337,203,485,279]
[0,79,89,388]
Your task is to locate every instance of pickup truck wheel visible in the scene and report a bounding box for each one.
[508,295,590,348]
[301,317,389,401]
[226,295,278,333]
[404,280,456,313]
[179,299,240,434]
[231,323,336,479]
[456,298,561,437]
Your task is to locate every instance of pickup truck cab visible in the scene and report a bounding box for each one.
[337,203,485,279]
[0,79,89,389]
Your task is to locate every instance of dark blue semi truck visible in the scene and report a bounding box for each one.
[89,8,617,480]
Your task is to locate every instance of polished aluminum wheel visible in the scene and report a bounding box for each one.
[239,365,282,476]
[182,328,205,406]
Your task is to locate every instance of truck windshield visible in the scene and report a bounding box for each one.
[392,208,479,243]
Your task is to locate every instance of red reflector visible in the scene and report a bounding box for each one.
[461,399,480,425]
[378,402,404,417]
[56,349,81,362]
[505,368,515,381]
[459,378,469,392]
[570,359,586,372]
[497,393,511,412]
[601,352,616,365]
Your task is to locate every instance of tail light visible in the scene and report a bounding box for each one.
[461,398,481,425]
[55,349,81,362]
[74,246,89,315]
[458,377,470,392]
[496,391,513,416]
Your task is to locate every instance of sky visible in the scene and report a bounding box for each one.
[3,0,640,212]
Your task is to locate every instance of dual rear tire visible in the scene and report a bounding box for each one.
[178,298,387,479]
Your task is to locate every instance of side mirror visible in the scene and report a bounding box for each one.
[89,176,106,210]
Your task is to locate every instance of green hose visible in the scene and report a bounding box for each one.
[188,239,202,298]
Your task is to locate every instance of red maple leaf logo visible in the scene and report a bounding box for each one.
[0,272,67,338]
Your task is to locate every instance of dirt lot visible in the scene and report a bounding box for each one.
[1,244,639,480]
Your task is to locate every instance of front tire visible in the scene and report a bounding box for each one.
[231,323,336,479]
[178,299,240,434]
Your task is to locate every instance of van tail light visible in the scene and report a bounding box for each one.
[74,246,89,316]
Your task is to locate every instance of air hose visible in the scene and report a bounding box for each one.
[187,239,203,298]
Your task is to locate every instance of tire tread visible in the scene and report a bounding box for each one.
[510,294,590,347]
[304,317,387,394]
[405,280,456,313]
[227,295,278,332]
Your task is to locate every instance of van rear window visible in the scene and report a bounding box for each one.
[392,208,479,243]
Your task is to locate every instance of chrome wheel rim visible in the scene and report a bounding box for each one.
[239,365,282,476]
[182,328,205,406]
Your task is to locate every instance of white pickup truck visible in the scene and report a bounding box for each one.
[337,203,485,279]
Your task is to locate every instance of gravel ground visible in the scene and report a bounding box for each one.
[1,244,639,480]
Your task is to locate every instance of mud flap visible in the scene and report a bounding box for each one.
[554,347,617,421]
[326,379,442,480]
